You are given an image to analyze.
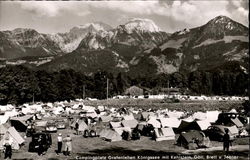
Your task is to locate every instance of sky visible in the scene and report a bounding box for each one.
[0,0,248,34]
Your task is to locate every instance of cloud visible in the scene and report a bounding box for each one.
[15,0,248,27]
[16,1,91,17]
[89,0,234,26]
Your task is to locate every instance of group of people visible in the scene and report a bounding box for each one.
[56,134,72,156]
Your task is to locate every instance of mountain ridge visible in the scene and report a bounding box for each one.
[0,15,248,77]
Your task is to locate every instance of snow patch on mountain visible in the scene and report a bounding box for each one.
[177,28,190,35]
[124,18,161,33]
[87,36,105,49]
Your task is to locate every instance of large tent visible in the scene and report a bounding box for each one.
[177,120,211,133]
[10,115,33,132]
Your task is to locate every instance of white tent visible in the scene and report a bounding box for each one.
[206,111,221,123]
[113,127,131,136]
[147,118,161,128]
[0,104,14,112]
[100,115,112,123]
[78,121,89,132]
[53,107,64,115]
[86,109,98,118]
[0,127,25,150]
[122,113,134,120]
[227,125,239,136]
[159,117,181,128]
[99,129,122,142]
[98,106,105,112]
[0,115,9,124]
[192,112,207,120]
[154,128,175,141]
[121,119,138,129]
[110,122,122,128]
[196,120,211,130]
[167,111,184,118]
[229,109,237,113]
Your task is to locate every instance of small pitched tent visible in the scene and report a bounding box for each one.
[0,124,8,135]
[227,125,239,136]
[192,112,207,120]
[167,111,184,119]
[0,115,9,124]
[196,120,211,130]
[147,118,161,128]
[206,111,220,123]
[99,115,112,123]
[109,122,122,129]
[121,119,138,129]
[231,118,243,128]
[176,130,205,149]
[177,120,193,133]
[154,128,175,141]
[113,127,131,136]
[122,113,135,120]
[85,109,98,118]
[78,120,89,132]
[0,127,25,150]
[99,129,122,142]
[159,118,181,128]
[141,112,155,121]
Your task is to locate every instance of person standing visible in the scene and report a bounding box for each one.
[37,135,44,156]
[3,137,12,159]
[75,119,79,135]
[223,128,231,153]
[57,133,63,155]
[63,134,72,156]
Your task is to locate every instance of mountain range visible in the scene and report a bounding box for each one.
[0,16,248,76]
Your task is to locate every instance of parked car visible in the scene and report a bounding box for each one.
[28,132,52,152]
[45,121,57,132]
[216,113,248,125]
[204,125,237,141]
[56,119,66,129]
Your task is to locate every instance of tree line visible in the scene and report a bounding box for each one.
[0,65,248,105]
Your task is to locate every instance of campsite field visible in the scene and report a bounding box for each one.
[6,100,249,160]
[83,99,244,112]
